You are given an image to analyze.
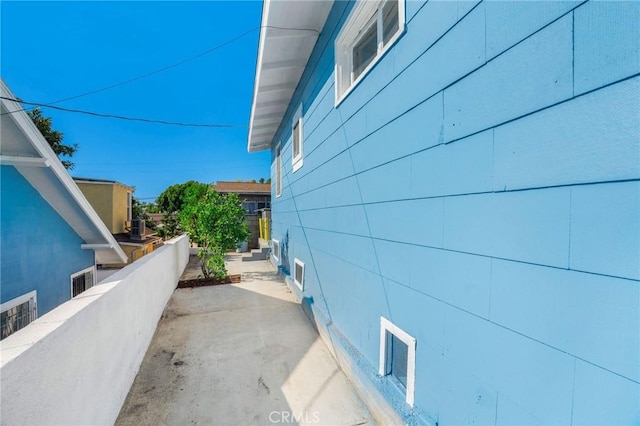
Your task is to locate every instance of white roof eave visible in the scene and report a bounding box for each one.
[0,79,128,264]
[247,0,334,153]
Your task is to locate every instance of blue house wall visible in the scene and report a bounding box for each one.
[268,1,639,424]
[1,165,95,316]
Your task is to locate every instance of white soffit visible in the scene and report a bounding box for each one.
[0,79,127,264]
[248,0,334,153]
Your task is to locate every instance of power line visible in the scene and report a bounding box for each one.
[48,26,260,106]
[0,96,246,128]
[5,24,320,115]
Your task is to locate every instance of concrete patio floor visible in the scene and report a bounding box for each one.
[116,253,373,426]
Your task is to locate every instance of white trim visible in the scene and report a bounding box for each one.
[81,244,113,250]
[379,316,416,407]
[275,143,282,198]
[0,155,50,167]
[272,239,280,263]
[126,191,133,222]
[335,0,405,106]
[293,258,305,291]
[0,290,37,316]
[291,104,304,173]
[70,266,96,298]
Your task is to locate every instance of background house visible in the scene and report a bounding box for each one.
[213,181,271,249]
[74,177,163,265]
[74,177,133,234]
[0,79,127,339]
[248,1,639,425]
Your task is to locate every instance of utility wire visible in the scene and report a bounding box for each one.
[0,96,246,128]
[3,24,320,115]
[0,24,321,124]
[49,26,260,106]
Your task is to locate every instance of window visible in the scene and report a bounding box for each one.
[0,291,37,340]
[276,144,282,197]
[335,0,405,104]
[127,191,132,222]
[379,316,416,406]
[272,239,280,263]
[292,105,303,172]
[293,258,304,290]
[71,266,95,298]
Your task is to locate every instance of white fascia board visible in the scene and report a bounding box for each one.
[247,0,272,153]
[0,79,128,264]
[247,0,334,154]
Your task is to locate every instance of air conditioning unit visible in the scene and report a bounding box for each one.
[131,219,146,241]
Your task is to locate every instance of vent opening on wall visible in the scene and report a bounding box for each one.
[71,267,95,298]
[294,258,304,290]
[272,239,280,263]
[379,316,416,406]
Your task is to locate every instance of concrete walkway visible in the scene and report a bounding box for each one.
[116,254,372,426]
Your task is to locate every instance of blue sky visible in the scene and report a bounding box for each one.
[1,1,268,201]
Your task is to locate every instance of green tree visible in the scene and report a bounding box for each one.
[259,177,265,183]
[158,212,181,240]
[156,181,207,213]
[27,108,77,170]
[179,187,249,279]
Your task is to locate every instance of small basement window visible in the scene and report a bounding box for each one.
[71,266,95,298]
[294,258,305,290]
[292,105,303,172]
[335,0,405,104]
[0,291,37,340]
[379,316,416,406]
[272,239,280,263]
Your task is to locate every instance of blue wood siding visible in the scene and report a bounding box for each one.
[1,166,95,316]
[269,1,639,424]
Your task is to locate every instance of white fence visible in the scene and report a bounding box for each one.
[0,234,190,425]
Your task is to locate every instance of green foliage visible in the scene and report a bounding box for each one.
[158,212,181,240]
[179,187,249,279]
[27,108,77,170]
[132,197,156,230]
[156,181,208,213]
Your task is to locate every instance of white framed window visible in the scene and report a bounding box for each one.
[272,239,280,263]
[71,266,96,298]
[293,258,305,290]
[379,316,416,406]
[292,105,303,172]
[0,291,37,340]
[275,143,282,197]
[127,191,133,222]
[335,0,405,105]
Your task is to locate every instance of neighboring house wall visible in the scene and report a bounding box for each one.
[269,1,639,425]
[1,166,95,316]
[75,182,115,231]
[76,181,132,234]
[112,183,131,233]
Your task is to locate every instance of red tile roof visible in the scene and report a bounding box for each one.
[213,181,271,194]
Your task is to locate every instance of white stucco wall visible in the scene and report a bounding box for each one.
[0,234,189,425]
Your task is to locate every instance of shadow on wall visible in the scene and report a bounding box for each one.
[280,230,291,275]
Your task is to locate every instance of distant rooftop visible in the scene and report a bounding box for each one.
[73,177,134,189]
[213,181,271,194]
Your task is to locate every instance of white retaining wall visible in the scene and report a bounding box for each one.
[0,234,190,425]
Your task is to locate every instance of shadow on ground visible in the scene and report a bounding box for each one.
[115,258,371,426]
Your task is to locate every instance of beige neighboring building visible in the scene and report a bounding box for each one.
[74,177,133,234]
[74,177,162,265]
